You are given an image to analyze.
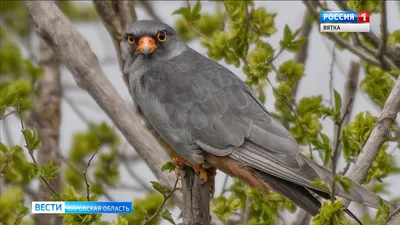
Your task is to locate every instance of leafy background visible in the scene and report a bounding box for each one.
[1,1,400,225]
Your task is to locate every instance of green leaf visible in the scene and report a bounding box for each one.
[191,1,202,21]
[310,178,329,191]
[0,142,8,153]
[161,161,176,172]
[133,205,148,216]
[112,217,128,225]
[24,128,41,151]
[292,27,301,39]
[172,6,191,21]
[311,200,350,225]
[26,162,42,179]
[286,37,307,52]
[333,89,342,120]
[150,181,168,197]
[334,176,354,194]
[41,161,60,181]
[160,209,176,225]
[375,197,390,224]
[283,25,293,44]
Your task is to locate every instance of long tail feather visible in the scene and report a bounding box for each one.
[251,168,363,225]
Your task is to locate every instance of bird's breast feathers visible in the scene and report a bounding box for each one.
[129,49,299,163]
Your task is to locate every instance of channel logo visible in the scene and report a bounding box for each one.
[31,201,133,214]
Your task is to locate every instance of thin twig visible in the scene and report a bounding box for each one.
[83,150,99,201]
[57,152,114,201]
[339,161,351,176]
[0,152,11,174]
[120,156,154,193]
[385,205,400,223]
[138,0,162,21]
[0,110,17,120]
[266,74,314,159]
[18,99,63,200]
[330,98,354,201]
[329,46,336,106]
[188,22,210,40]
[145,175,180,224]
[376,0,388,65]
[242,196,251,225]
[267,48,284,66]
[64,96,91,124]
[220,174,230,196]
[333,0,397,71]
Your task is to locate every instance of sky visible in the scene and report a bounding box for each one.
[1,1,400,225]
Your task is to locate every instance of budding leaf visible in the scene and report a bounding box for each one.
[41,161,60,182]
[333,89,342,121]
[191,1,202,21]
[26,162,42,179]
[24,128,41,151]
[161,161,176,172]
[160,209,176,225]
[150,181,168,197]
[133,205,148,216]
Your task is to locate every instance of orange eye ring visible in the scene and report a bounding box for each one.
[157,31,167,42]
[127,35,135,44]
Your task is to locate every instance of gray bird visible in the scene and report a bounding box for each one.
[121,20,395,221]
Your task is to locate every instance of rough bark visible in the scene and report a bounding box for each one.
[32,38,62,225]
[344,75,400,207]
[181,167,211,225]
[23,2,224,225]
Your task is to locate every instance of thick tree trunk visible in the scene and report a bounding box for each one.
[33,38,62,225]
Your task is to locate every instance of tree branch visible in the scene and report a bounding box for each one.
[83,150,99,201]
[330,98,353,201]
[181,167,212,225]
[145,175,180,224]
[302,1,383,69]
[385,205,400,223]
[376,0,388,65]
[345,75,400,207]
[92,0,136,85]
[18,100,63,200]
[23,2,224,224]
[334,0,400,70]
[330,61,360,170]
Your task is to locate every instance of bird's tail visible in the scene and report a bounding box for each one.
[251,168,363,225]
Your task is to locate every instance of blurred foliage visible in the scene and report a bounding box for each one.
[342,112,399,184]
[0,1,399,225]
[347,1,382,13]
[387,30,400,46]
[211,179,296,225]
[121,194,164,225]
[360,64,395,108]
[65,122,120,195]
[311,200,350,225]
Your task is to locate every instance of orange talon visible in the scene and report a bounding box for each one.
[172,157,216,188]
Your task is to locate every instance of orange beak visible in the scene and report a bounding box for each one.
[136,36,157,55]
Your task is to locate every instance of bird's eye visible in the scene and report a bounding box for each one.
[127,35,135,44]
[157,31,167,42]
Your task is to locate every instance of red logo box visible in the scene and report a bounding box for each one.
[358,11,370,23]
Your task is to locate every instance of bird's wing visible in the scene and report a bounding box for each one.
[155,48,300,157]
[157,49,388,209]
[138,48,392,210]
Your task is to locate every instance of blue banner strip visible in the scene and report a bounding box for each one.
[65,201,132,214]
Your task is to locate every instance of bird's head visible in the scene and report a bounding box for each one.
[121,20,187,72]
